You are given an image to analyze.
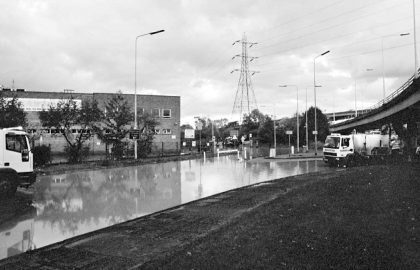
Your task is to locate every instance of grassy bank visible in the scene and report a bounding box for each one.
[143,164,419,269]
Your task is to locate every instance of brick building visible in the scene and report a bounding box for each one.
[1,89,181,155]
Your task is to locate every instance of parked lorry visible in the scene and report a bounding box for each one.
[323,133,391,167]
[0,127,36,197]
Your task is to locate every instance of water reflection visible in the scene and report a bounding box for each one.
[180,156,325,202]
[32,162,181,250]
[1,155,328,260]
[0,207,35,259]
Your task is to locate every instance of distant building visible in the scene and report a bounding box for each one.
[1,89,181,154]
[325,109,372,124]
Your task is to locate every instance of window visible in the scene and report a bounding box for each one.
[162,129,172,134]
[324,136,340,149]
[152,108,160,118]
[137,107,144,116]
[6,134,28,153]
[154,129,161,134]
[162,109,171,118]
[341,138,350,148]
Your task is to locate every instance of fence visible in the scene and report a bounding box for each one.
[358,69,420,117]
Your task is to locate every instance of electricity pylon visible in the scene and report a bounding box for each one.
[231,33,259,123]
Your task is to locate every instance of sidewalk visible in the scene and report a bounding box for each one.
[1,164,418,269]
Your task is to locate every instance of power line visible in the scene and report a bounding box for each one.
[254,24,411,68]
[256,0,395,46]
[256,1,405,55]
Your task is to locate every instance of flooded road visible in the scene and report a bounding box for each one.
[0,155,330,260]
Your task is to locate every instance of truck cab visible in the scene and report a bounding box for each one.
[323,132,390,167]
[323,133,354,166]
[0,127,36,196]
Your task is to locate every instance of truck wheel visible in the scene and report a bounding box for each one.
[0,172,18,198]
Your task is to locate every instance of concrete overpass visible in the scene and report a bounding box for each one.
[330,73,420,154]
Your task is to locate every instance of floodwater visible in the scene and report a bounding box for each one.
[0,152,330,260]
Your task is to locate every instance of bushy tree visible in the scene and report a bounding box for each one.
[93,95,132,160]
[241,109,265,138]
[39,97,102,163]
[136,113,159,157]
[0,94,27,128]
[193,117,221,142]
[299,106,329,144]
[258,116,275,144]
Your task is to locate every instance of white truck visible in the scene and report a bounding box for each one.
[323,133,390,167]
[0,127,36,196]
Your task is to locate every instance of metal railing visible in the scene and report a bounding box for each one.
[358,69,420,116]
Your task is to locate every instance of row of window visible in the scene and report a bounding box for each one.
[23,107,173,118]
[138,108,172,118]
[24,107,45,111]
[27,129,91,134]
[27,128,172,135]
[154,129,172,135]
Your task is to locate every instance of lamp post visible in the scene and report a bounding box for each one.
[313,50,330,156]
[377,33,410,103]
[354,68,374,117]
[273,115,276,150]
[260,104,276,154]
[305,88,308,152]
[413,0,418,78]
[279,84,299,152]
[134,29,165,159]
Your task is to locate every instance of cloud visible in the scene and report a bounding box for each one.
[0,0,416,126]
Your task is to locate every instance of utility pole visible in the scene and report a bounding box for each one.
[413,0,418,78]
[305,88,308,152]
[231,33,259,123]
[211,119,215,153]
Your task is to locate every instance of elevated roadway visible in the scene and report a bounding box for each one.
[330,73,420,154]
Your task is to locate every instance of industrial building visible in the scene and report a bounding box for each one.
[1,89,181,155]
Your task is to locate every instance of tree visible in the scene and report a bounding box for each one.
[299,106,330,144]
[241,109,265,139]
[258,115,274,144]
[93,95,132,160]
[0,94,27,128]
[136,113,159,157]
[39,97,102,163]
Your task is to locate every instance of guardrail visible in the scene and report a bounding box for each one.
[358,69,420,116]
[216,149,240,159]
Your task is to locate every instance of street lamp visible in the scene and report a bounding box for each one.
[134,29,165,159]
[305,88,308,152]
[377,33,410,103]
[313,50,330,156]
[259,104,277,155]
[279,84,299,153]
[354,68,374,117]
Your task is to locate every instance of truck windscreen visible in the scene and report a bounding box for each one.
[324,136,340,149]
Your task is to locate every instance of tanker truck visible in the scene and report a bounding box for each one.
[323,133,391,167]
[0,127,36,197]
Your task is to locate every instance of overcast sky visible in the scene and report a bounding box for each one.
[0,0,418,125]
